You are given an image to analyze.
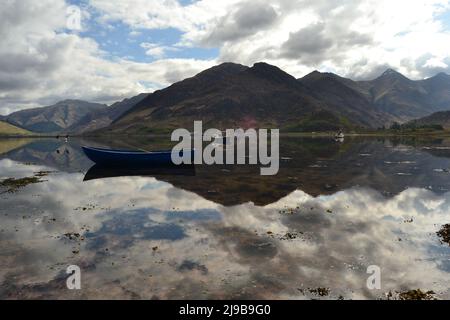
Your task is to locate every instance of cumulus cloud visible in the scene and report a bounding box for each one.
[88,0,450,81]
[140,42,180,58]
[0,0,216,114]
[200,2,279,46]
[280,23,333,62]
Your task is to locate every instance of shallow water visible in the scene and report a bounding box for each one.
[0,136,450,299]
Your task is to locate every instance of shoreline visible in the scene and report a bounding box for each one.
[2,130,450,139]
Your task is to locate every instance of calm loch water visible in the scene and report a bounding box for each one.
[1,136,450,299]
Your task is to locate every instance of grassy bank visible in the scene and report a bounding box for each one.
[0,121,32,137]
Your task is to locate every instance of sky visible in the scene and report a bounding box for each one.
[1,0,450,115]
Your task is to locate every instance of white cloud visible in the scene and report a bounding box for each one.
[90,0,450,80]
[140,42,180,58]
[423,57,449,69]
[0,0,216,115]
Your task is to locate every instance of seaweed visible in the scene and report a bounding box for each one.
[437,224,450,246]
[0,170,51,194]
[387,289,436,300]
[308,287,330,297]
[398,289,436,300]
[0,176,44,194]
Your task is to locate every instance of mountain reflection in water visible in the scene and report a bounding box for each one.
[0,136,450,299]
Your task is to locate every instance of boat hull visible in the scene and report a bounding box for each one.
[82,146,192,166]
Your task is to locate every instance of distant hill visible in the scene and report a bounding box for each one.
[3,96,149,135]
[0,120,32,136]
[420,72,450,110]
[406,111,450,129]
[300,69,450,123]
[298,71,394,126]
[67,93,149,133]
[103,62,450,134]
[5,100,107,133]
[356,69,440,120]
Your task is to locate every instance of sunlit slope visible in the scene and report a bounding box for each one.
[0,121,32,136]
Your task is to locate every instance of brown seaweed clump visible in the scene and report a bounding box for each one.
[388,289,436,300]
[437,224,450,246]
[308,287,330,297]
[0,176,43,193]
[0,170,51,194]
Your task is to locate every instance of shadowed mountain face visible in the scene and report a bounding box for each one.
[104,63,450,133]
[299,71,394,127]
[5,100,107,133]
[108,62,335,133]
[106,63,392,134]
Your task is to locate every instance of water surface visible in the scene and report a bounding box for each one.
[1,136,450,299]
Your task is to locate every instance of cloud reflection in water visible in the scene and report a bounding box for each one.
[1,157,450,300]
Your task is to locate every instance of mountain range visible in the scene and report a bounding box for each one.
[2,62,450,134]
[105,63,450,134]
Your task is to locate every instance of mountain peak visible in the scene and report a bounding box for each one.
[306,70,323,77]
[248,62,297,83]
[302,70,341,79]
[376,68,411,82]
[193,62,248,82]
[200,62,247,74]
[381,68,400,77]
[434,72,450,79]
[55,99,87,104]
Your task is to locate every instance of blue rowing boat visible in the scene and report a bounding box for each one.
[82,146,193,166]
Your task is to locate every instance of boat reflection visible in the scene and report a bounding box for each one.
[84,163,196,181]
